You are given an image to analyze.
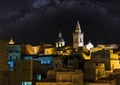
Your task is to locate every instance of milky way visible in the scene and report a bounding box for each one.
[0,0,120,45]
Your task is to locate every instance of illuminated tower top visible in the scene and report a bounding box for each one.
[58,31,62,38]
[55,31,65,47]
[9,37,15,45]
[75,21,81,33]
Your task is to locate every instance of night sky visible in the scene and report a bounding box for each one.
[0,0,120,45]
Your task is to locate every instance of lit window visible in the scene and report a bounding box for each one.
[39,57,52,64]
[22,81,32,85]
[41,60,44,64]
[48,60,50,64]
[8,61,14,71]
[37,75,41,80]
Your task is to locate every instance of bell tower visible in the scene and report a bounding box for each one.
[73,21,84,49]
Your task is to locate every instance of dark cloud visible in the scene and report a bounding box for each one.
[0,0,119,44]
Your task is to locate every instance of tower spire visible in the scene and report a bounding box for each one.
[75,20,81,33]
[58,31,62,37]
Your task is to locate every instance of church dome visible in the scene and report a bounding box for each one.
[55,31,65,47]
[86,41,94,50]
[56,37,64,42]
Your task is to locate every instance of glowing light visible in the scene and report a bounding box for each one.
[22,81,32,85]
[25,44,40,55]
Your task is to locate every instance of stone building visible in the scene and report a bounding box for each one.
[0,40,9,85]
[8,60,41,85]
[36,69,83,85]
